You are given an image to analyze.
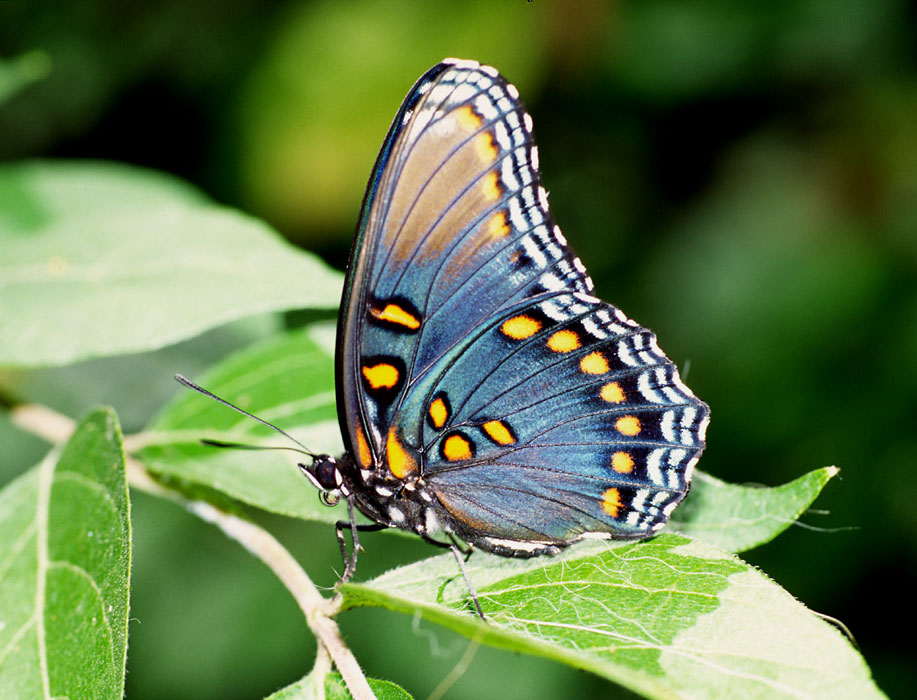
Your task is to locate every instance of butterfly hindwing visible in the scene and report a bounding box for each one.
[394,293,706,551]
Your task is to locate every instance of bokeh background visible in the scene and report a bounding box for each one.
[2,1,915,698]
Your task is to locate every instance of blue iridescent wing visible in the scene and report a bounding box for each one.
[404,296,708,553]
[338,59,708,553]
[338,59,583,464]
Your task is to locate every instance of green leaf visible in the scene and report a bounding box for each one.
[136,324,347,522]
[342,535,884,700]
[266,671,413,700]
[0,160,342,369]
[669,466,839,552]
[0,50,52,105]
[0,407,131,700]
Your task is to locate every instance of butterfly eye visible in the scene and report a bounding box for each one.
[306,455,342,493]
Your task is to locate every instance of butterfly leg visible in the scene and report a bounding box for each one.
[417,533,484,619]
[449,544,485,620]
[336,497,386,582]
[447,533,475,562]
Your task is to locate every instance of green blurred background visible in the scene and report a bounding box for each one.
[1,1,915,698]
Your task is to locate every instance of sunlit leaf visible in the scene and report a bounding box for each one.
[136,324,346,522]
[0,160,342,368]
[0,407,131,699]
[343,535,884,700]
[670,466,839,552]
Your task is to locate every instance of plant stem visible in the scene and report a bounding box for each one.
[187,500,375,700]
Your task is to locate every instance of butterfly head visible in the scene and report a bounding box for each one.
[300,454,350,506]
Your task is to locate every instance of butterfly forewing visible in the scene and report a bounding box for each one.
[341,60,575,450]
[337,59,708,555]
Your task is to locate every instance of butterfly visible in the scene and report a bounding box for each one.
[180,58,708,615]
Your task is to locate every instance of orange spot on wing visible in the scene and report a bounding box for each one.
[580,351,609,375]
[482,171,502,201]
[501,315,541,340]
[362,363,399,390]
[429,397,449,428]
[485,211,510,242]
[482,420,515,445]
[601,487,623,518]
[600,382,626,404]
[386,427,416,479]
[547,329,581,353]
[474,131,499,163]
[355,425,371,468]
[369,303,420,330]
[615,415,641,436]
[455,105,482,131]
[611,451,634,474]
[443,434,472,462]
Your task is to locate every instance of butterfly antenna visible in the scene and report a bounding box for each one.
[174,374,316,457]
[198,439,316,459]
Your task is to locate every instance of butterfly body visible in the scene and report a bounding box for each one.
[307,59,709,560]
